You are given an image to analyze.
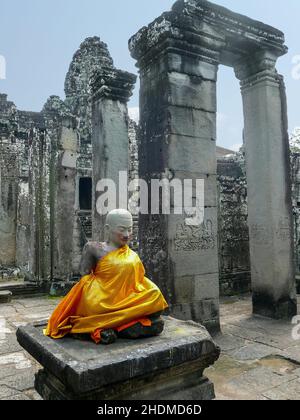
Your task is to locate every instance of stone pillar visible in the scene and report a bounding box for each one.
[236,52,297,319]
[52,116,79,282]
[28,127,52,283]
[90,68,136,240]
[129,28,221,333]
[0,141,18,265]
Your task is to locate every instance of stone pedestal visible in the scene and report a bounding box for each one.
[16,317,220,400]
[90,67,136,240]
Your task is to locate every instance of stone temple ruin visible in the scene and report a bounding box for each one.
[0,0,298,337]
[0,37,138,297]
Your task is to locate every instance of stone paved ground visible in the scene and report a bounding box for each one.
[0,294,299,400]
[0,296,60,400]
[207,295,300,400]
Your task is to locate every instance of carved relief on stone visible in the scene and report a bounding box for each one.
[276,217,292,241]
[139,215,174,302]
[174,219,216,252]
[249,223,272,245]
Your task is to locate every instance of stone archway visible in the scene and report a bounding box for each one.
[129,0,297,332]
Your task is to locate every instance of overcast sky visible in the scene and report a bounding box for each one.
[0,0,299,150]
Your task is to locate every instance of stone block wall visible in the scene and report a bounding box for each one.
[291,153,300,293]
[217,152,251,296]
[217,149,300,296]
[0,138,19,265]
[128,119,139,251]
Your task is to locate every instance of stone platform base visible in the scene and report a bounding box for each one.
[0,282,42,298]
[0,290,12,303]
[253,293,297,319]
[35,364,215,400]
[17,316,220,400]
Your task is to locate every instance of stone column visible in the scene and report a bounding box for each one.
[0,141,18,265]
[27,126,52,284]
[52,116,79,283]
[129,29,221,333]
[90,68,136,240]
[236,52,297,319]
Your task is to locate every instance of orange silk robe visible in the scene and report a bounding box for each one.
[44,244,169,343]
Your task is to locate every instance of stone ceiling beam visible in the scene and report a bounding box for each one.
[129,0,288,70]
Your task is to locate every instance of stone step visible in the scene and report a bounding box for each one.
[0,282,42,298]
[0,290,13,303]
[0,280,25,288]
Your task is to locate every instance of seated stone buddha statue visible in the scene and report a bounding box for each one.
[44,209,169,344]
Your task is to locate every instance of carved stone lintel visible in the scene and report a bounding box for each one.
[90,67,137,103]
[129,12,222,70]
[172,0,286,52]
[129,0,287,70]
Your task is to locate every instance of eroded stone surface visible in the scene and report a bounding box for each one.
[17,315,220,400]
[207,294,300,400]
[0,297,59,400]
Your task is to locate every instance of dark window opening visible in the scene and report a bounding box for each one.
[79,177,92,210]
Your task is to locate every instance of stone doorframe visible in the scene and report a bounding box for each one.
[129,0,297,331]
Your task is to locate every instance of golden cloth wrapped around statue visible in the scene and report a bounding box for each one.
[44,243,169,344]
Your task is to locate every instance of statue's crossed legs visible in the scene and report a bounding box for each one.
[71,311,164,345]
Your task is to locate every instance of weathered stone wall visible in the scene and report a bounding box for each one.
[128,119,139,251]
[0,95,19,266]
[217,150,300,296]
[0,94,45,272]
[291,153,300,293]
[0,37,137,290]
[0,137,19,265]
[217,152,251,296]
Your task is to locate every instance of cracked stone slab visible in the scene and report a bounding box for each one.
[1,393,31,400]
[262,378,300,400]
[281,346,300,364]
[24,389,43,400]
[0,306,17,316]
[227,366,297,395]
[228,343,283,362]
[213,333,246,352]
[0,385,18,399]
[222,324,263,342]
[14,298,59,309]
[0,352,32,370]
[0,333,23,355]
[0,364,38,381]
[0,370,35,392]
[294,368,300,377]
